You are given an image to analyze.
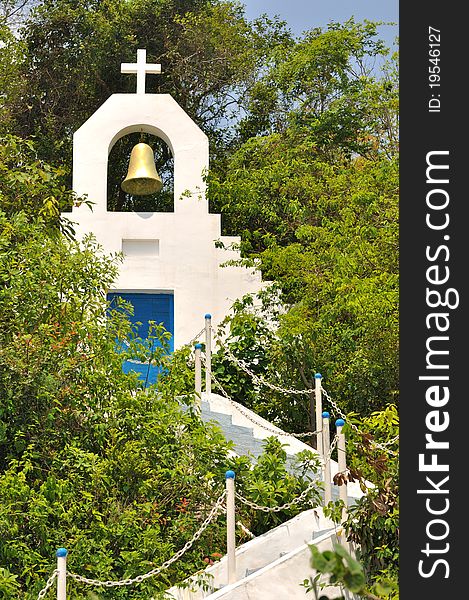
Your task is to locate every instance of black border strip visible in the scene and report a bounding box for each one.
[400,2,465,597]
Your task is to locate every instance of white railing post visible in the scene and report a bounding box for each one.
[315,373,323,458]
[336,418,348,519]
[322,411,332,505]
[194,343,202,408]
[204,314,212,396]
[308,389,315,438]
[225,470,236,584]
[56,548,67,600]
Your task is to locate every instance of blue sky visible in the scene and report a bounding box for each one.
[241,0,398,51]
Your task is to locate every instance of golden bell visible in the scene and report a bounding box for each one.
[121,142,163,195]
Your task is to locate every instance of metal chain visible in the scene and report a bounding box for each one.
[204,357,321,441]
[212,328,314,396]
[235,479,319,513]
[321,387,399,457]
[185,327,211,369]
[179,327,208,370]
[319,386,350,425]
[375,434,400,448]
[328,434,338,459]
[37,570,58,599]
[67,491,226,588]
[210,328,399,457]
[291,429,322,439]
[210,360,398,459]
[211,329,382,443]
[237,520,256,539]
[371,440,399,457]
[187,327,206,347]
[211,327,362,440]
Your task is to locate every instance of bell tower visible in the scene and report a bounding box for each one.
[66,49,264,351]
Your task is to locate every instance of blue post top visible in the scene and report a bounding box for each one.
[194,343,202,349]
[314,373,322,379]
[205,313,212,320]
[225,470,235,479]
[322,411,330,419]
[335,418,345,428]
[56,548,68,558]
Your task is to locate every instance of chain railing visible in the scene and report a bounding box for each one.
[29,316,397,599]
[211,327,315,396]
[67,490,226,589]
[36,570,58,600]
[187,327,207,348]
[375,434,399,447]
[320,388,399,457]
[33,467,334,598]
[202,354,322,442]
[328,433,338,459]
[31,458,354,599]
[208,327,398,458]
[235,478,320,513]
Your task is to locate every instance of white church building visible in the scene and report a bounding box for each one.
[65,50,264,370]
[58,54,366,600]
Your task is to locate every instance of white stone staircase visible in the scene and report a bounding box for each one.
[194,392,363,501]
[168,392,363,599]
[165,508,357,599]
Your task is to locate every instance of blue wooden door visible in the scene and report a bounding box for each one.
[107,292,174,386]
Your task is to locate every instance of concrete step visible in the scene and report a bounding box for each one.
[181,397,361,493]
[167,395,365,600]
[164,509,350,600]
[202,529,358,600]
[191,395,365,499]
[183,402,268,459]
[199,401,320,470]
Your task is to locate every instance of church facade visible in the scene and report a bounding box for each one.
[65,50,264,351]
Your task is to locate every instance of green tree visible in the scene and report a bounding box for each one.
[204,23,399,425]
[0,11,400,596]
[0,139,326,598]
[0,127,224,596]
[316,405,399,598]
[210,152,398,427]
[341,406,399,587]
[0,134,83,229]
[0,204,231,598]
[6,0,291,210]
[305,541,398,599]
[0,13,25,133]
[232,19,397,156]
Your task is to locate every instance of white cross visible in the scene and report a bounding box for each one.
[121,49,162,95]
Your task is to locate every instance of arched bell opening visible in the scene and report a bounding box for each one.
[107,132,174,212]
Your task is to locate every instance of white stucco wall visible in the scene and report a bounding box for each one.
[65,93,264,347]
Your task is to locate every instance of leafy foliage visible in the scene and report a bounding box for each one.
[207,24,398,423]
[322,406,399,594]
[209,150,398,425]
[0,7,400,597]
[0,134,89,233]
[0,16,25,133]
[0,207,326,598]
[306,542,398,600]
[230,438,322,536]
[235,19,396,158]
[343,407,399,586]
